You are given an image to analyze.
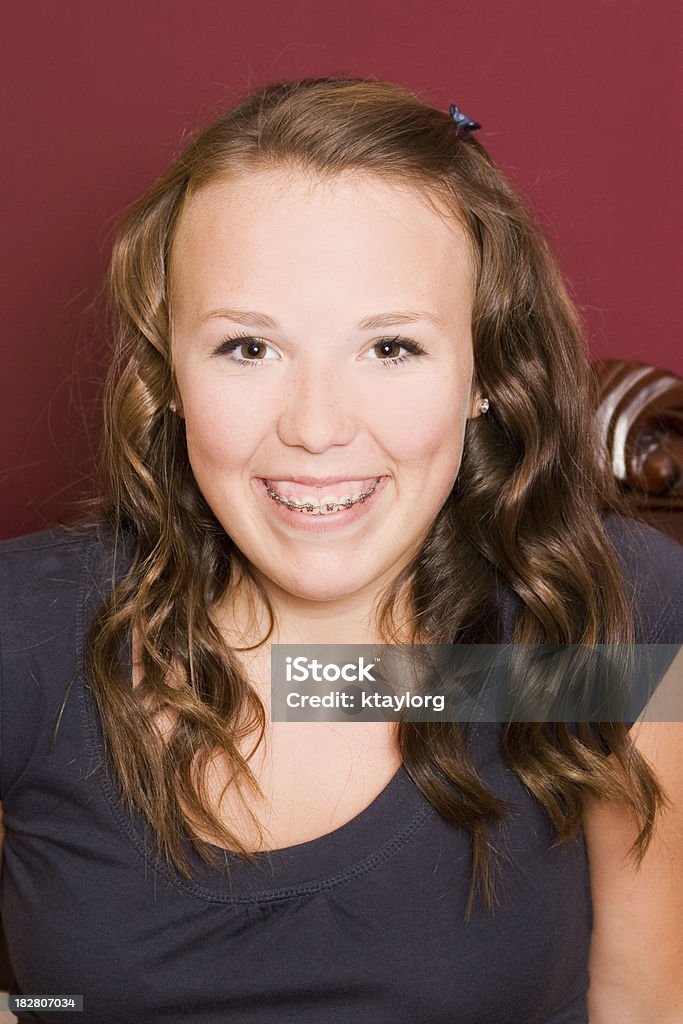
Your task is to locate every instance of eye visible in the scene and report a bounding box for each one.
[366,336,427,368]
[211,333,276,368]
[211,332,427,369]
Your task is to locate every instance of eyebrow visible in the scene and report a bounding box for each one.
[198,307,442,331]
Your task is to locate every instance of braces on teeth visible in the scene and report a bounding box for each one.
[264,476,383,515]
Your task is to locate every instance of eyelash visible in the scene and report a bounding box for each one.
[212,332,427,369]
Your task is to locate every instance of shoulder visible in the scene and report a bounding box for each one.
[0,519,121,646]
[0,517,113,574]
[494,511,683,644]
[602,511,683,642]
[0,517,137,700]
[0,519,131,801]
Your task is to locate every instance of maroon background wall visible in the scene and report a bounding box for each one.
[2,0,681,540]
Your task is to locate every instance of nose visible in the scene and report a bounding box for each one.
[275,357,357,452]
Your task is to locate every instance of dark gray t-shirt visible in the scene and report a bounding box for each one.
[0,513,682,1023]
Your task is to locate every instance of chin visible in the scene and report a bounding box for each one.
[284,579,360,601]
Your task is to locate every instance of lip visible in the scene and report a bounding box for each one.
[253,475,389,534]
[260,475,382,488]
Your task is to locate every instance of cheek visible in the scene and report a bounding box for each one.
[181,389,256,477]
[374,376,468,473]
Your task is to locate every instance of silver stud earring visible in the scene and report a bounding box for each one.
[479,397,490,413]
[169,400,177,414]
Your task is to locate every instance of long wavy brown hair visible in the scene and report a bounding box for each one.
[70,76,664,917]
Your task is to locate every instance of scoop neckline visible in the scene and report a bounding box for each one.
[84,681,433,902]
[79,533,434,903]
[194,762,406,863]
[180,761,430,892]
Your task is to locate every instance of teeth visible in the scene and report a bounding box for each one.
[264,477,382,514]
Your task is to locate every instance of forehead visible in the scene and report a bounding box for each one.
[169,168,474,320]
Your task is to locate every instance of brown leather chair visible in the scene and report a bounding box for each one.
[593,359,683,544]
[1,358,682,991]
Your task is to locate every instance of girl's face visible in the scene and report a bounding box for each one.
[170,168,483,608]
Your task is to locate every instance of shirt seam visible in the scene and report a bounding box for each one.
[650,579,683,642]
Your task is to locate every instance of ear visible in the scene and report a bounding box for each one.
[468,394,483,420]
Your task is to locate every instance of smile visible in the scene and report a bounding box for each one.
[263,477,384,515]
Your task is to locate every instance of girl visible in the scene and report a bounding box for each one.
[1,76,682,1023]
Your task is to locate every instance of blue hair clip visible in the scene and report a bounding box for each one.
[449,103,481,135]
